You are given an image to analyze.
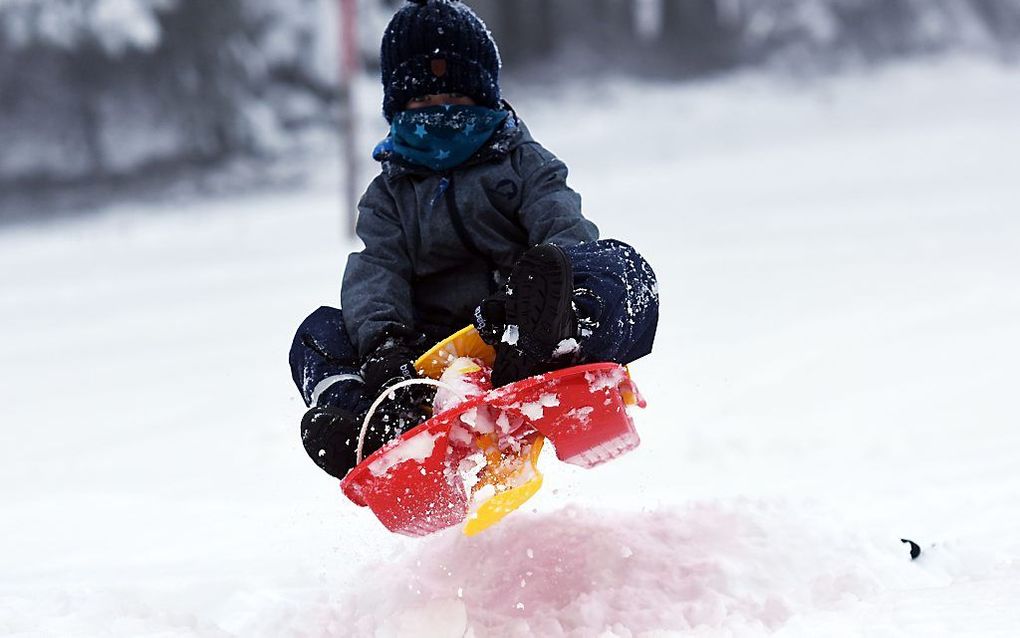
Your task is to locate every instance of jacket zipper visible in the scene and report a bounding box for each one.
[439,173,500,293]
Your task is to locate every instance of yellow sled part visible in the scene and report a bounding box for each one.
[415,326,496,380]
[464,435,545,537]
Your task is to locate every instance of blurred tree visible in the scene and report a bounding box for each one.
[660,0,739,71]
[466,0,553,66]
[972,0,1020,49]
[469,0,1019,74]
[0,0,338,186]
[2,0,1018,190]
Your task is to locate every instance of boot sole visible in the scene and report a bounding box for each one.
[493,244,573,387]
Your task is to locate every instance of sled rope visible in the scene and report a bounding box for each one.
[357,378,467,466]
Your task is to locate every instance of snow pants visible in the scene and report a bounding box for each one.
[289,239,658,409]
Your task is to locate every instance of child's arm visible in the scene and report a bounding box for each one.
[341,177,419,359]
[517,143,599,247]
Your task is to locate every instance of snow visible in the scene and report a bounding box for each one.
[457,452,488,495]
[586,367,629,394]
[334,503,930,635]
[433,356,489,414]
[2,57,1020,635]
[501,324,520,346]
[517,393,562,421]
[553,337,580,358]
[367,430,444,478]
[565,407,595,425]
[0,0,164,52]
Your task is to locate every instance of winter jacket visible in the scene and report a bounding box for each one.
[341,112,599,357]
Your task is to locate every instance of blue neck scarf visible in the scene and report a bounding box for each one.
[388,105,509,172]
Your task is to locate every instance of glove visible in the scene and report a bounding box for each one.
[361,331,422,397]
[473,291,508,346]
[360,330,435,425]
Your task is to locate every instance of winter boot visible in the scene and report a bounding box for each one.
[301,386,433,480]
[301,406,365,480]
[492,244,578,387]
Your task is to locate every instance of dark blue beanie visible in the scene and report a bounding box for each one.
[380,0,502,122]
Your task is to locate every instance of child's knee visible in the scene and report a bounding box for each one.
[564,240,660,364]
[291,307,356,364]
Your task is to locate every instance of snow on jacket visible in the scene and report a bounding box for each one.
[341,111,599,357]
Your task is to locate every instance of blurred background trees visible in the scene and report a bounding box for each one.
[470,0,1020,73]
[1,0,1018,192]
[0,0,337,187]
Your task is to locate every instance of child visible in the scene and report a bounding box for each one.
[290,0,659,480]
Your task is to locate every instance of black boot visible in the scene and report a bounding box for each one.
[301,388,433,480]
[301,406,363,479]
[492,244,578,387]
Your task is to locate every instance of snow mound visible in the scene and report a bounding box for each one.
[335,500,917,637]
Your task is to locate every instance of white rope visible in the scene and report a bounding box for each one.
[356,378,467,466]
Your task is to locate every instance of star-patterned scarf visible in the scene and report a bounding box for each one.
[388,105,510,172]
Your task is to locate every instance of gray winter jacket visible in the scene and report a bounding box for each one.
[341,114,599,357]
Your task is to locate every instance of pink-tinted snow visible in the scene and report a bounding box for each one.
[334,502,920,636]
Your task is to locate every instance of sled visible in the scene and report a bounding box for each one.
[340,326,646,537]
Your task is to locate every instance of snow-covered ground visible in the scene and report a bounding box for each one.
[2,57,1019,636]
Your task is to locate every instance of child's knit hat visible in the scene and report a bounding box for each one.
[380,0,502,122]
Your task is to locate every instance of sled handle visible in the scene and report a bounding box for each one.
[357,378,467,466]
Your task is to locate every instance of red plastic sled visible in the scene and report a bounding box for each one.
[341,362,644,537]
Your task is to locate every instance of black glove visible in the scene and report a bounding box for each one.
[360,330,435,427]
[361,332,422,397]
[473,291,508,346]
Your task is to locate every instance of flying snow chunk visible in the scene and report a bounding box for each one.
[518,393,560,420]
[553,338,580,357]
[368,430,443,477]
[502,325,520,345]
